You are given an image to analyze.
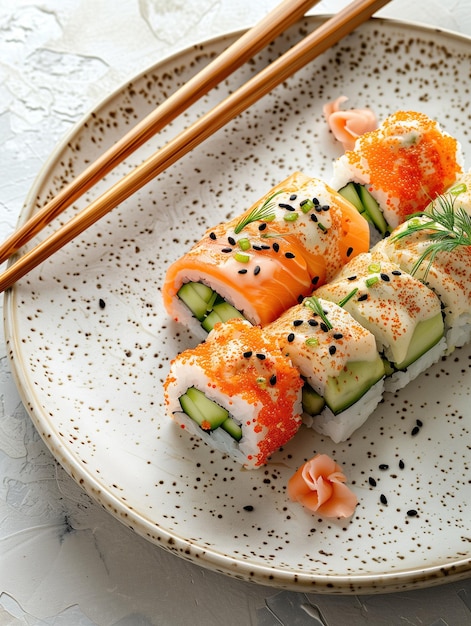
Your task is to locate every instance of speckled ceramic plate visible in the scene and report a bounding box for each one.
[5,16,471,593]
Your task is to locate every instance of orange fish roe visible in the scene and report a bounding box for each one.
[345,111,462,226]
[164,318,303,468]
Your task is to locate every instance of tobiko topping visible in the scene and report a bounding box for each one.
[287,453,358,518]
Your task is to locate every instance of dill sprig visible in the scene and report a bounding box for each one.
[391,189,471,279]
[234,190,285,234]
[304,296,333,330]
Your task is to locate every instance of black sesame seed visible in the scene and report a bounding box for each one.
[310,213,318,222]
[269,374,277,385]
[256,353,266,360]
[209,232,217,240]
[289,194,297,201]
[272,242,280,253]
[287,333,295,343]
[380,273,390,282]
[346,246,354,257]
[320,322,329,333]
[221,247,232,253]
[379,464,389,470]
[99,298,106,309]
[279,203,295,211]
[258,223,267,231]
[254,265,261,275]
[347,275,357,281]
[238,269,248,274]
[329,345,337,355]
[380,494,388,505]
[312,197,319,205]
[391,270,402,275]
[243,351,253,358]
[369,477,377,487]
[311,276,320,286]
[333,333,343,340]
[411,426,420,436]
[407,509,418,517]
[300,199,309,207]
[297,294,304,303]
[399,459,405,470]
[243,505,254,512]
[261,245,271,250]
[252,245,262,250]
[293,320,304,327]
[228,236,236,246]
[285,252,295,259]
[358,293,368,301]
[308,319,318,327]
[416,419,423,427]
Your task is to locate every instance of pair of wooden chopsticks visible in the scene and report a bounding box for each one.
[0,0,390,292]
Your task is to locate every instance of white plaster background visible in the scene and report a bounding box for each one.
[1,1,471,624]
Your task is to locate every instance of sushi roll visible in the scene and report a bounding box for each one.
[315,248,446,393]
[162,171,369,339]
[331,111,463,234]
[265,296,385,443]
[379,184,471,353]
[164,318,303,469]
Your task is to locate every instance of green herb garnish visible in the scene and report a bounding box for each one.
[304,296,333,330]
[234,190,285,234]
[391,190,471,279]
[338,288,358,308]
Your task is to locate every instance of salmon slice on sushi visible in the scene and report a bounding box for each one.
[331,111,463,235]
[315,248,446,394]
[162,171,369,338]
[265,297,385,443]
[164,318,303,469]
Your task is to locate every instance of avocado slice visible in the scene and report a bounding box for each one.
[392,313,444,371]
[323,356,385,415]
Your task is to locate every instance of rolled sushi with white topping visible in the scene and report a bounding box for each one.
[315,248,446,393]
[164,318,303,469]
[265,297,385,443]
[378,184,471,354]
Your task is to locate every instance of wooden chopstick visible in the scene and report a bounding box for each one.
[0,0,390,293]
[0,0,320,266]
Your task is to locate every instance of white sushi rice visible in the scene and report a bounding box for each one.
[383,336,447,394]
[303,378,384,443]
[446,313,471,354]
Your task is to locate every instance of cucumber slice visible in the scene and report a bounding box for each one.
[323,356,385,415]
[180,386,229,430]
[393,313,444,370]
[177,282,217,321]
[201,301,244,332]
[302,384,325,416]
[338,182,366,215]
[357,185,389,235]
[338,182,389,234]
[221,416,243,441]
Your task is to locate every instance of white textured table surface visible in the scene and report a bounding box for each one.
[2,1,471,624]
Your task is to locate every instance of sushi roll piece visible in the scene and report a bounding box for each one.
[265,296,385,443]
[164,318,303,469]
[379,184,471,353]
[315,248,446,393]
[331,111,463,234]
[163,171,369,339]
